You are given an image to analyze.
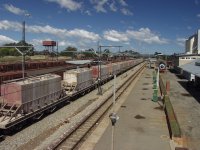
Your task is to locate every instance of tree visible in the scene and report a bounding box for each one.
[65,46,77,51]
[0,41,34,56]
[104,49,110,53]
[86,48,95,52]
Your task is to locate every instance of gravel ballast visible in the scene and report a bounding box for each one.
[0,63,144,150]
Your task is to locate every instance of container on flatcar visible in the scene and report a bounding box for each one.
[62,68,93,95]
[112,63,120,75]
[92,65,110,81]
[1,74,61,113]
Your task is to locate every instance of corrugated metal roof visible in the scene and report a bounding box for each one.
[65,60,92,65]
[179,58,200,77]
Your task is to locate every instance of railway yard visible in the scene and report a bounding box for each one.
[0,58,199,150]
[1,1,200,150]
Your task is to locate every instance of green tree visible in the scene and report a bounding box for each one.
[65,46,77,51]
[0,41,34,56]
[104,49,110,53]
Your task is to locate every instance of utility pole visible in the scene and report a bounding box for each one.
[57,41,58,61]
[97,41,102,95]
[97,45,122,96]
[109,75,119,150]
[22,21,25,44]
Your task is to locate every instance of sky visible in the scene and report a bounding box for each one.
[0,0,200,54]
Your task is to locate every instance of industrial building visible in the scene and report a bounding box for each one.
[178,58,200,86]
[174,29,200,67]
[173,54,200,66]
[172,30,200,87]
[185,29,200,54]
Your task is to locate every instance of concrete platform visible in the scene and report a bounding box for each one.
[162,70,200,150]
[94,68,170,150]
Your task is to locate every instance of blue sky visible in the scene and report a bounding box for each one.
[0,0,200,54]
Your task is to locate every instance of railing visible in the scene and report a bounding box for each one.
[159,76,181,138]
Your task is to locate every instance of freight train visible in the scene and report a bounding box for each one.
[0,59,143,130]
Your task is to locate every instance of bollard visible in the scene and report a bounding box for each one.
[152,89,158,102]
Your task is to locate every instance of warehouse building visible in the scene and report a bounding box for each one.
[174,29,200,68]
[179,59,200,86]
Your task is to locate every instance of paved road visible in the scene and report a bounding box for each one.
[94,68,170,150]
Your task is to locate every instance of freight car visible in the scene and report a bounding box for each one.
[62,68,93,96]
[0,59,143,130]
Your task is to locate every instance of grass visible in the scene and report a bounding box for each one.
[0,56,30,63]
[0,55,70,63]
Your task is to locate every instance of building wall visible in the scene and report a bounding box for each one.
[185,39,190,53]
[198,30,200,54]
[174,55,200,66]
[195,76,200,86]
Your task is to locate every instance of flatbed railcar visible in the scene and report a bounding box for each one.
[0,59,143,131]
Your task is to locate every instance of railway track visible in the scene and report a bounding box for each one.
[47,63,146,150]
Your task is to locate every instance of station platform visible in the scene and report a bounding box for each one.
[162,70,200,150]
[93,68,170,150]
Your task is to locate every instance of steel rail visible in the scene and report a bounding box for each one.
[51,63,146,150]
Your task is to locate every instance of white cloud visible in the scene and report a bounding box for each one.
[47,0,82,11]
[197,14,200,17]
[195,0,199,5]
[30,38,76,49]
[27,24,67,38]
[68,29,100,41]
[90,0,132,15]
[187,26,192,30]
[0,20,22,31]
[85,10,92,15]
[31,38,52,46]
[0,20,100,41]
[4,4,27,16]
[87,25,92,28]
[103,30,129,42]
[0,35,17,45]
[121,8,133,16]
[119,0,127,6]
[103,28,168,44]
[90,0,109,13]
[127,28,168,44]
[124,42,130,45]
[59,41,68,46]
[110,1,117,12]
[176,38,186,47]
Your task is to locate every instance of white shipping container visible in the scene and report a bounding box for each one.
[111,63,118,75]
[100,65,110,80]
[1,74,62,113]
[18,74,62,104]
[63,68,93,94]
[91,65,110,81]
